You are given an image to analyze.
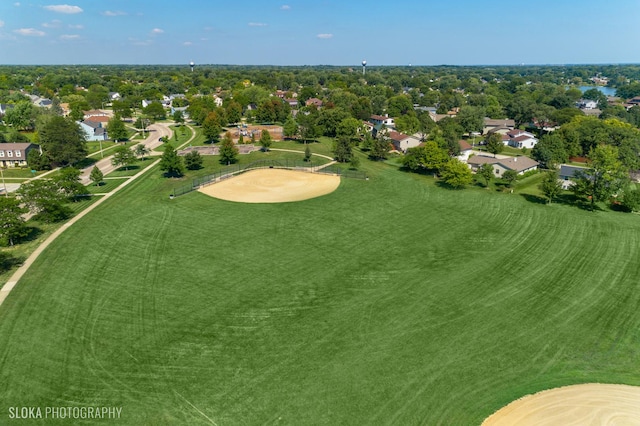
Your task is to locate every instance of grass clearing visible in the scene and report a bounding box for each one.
[1,158,639,424]
[85,178,129,194]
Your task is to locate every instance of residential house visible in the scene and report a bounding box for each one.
[457,140,473,162]
[624,96,640,110]
[576,99,598,110]
[170,106,189,119]
[558,164,587,189]
[305,98,323,108]
[0,143,41,168]
[83,109,110,120]
[506,130,538,149]
[78,120,108,141]
[108,92,121,101]
[389,131,421,153]
[483,118,516,135]
[467,155,539,176]
[369,114,395,128]
[284,98,299,108]
[213,95,224,107]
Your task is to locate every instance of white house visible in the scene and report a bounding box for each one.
[457,140,473,162]
[577,99,598,110]
[389,131,421,153]
[506,130,538,149]
[370,114,395,128]
[213,95,224,107]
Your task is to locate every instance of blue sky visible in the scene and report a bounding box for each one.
[1,0,639,65]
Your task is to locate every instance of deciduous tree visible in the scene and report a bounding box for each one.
[486,132,504,157]
[260,129,272,151]
[89,166,104,186]
[16,179,71,222]
[573,144,628,210]
[111,145,137,170]
[219,132,239,165]
[39,116,87,167]
[106,116,128,142]
[478,163,494,187]
[440,158,473,188]
[0,197,28,246]
[184,150,203,170]
[539,170,562,204]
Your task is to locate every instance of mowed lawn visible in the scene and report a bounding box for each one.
[1,161,640,425]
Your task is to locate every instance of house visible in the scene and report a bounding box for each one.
[558,164,587,189]
[284,98,299,108]
[467,155,539,175]
[369,114,395,128]
[306,98,323,108]
[213,95,224,107]
[83,109,110,120]
[577,99,598,110]
[108,92,121,101]
[389,131,421,153]
[170,106,189,119]
[483,118,516,135]
[142,100,154,109]
[78,120,108,141]
[506,130,538,149]
[37,99,52,108]
[0,143,41,168]
[457,140,473,162]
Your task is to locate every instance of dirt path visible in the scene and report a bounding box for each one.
[0,124,195,308]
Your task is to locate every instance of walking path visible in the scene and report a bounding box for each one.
[0,124,196,308]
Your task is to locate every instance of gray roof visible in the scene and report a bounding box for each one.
[559,164,587,178]
[0,142,39,151]
[469,155,538,172]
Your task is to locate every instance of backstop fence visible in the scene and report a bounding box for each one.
[170,159,367,197]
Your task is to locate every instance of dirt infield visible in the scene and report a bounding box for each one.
[198,168,340,203]
[482,384,640,425]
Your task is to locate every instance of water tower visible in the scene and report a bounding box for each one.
[189,61,195,72]
[362,60,367,76]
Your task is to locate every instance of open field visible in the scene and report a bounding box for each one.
[1,159,640,424]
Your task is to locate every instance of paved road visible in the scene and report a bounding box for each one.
[79,123,173,185]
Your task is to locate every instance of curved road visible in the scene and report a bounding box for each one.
[79,123,173,185]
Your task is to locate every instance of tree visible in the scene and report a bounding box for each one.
[106,116,128,142]
[369,133,390,161]
[621,188,640,212]
[283,116,298,139]
[0,197,28,246]
[143,101,166,120]
[54,166,87,200]
[173,109,185,125]
[112,100,133,119]
[455,105,485,135]
[159,144,184,177]
[111,145,137,170]
[219,132,239,165]
[502,170,518,188]
[486,133,504,157]
[573,145,628,210]
[4,101,36,130]
[134,144,150,160]
[440,158,473,188]
[532,133,568,169]
[304,145,312,162]
[260,129,272,151]
[333,136,352,162]
[202,113,222,143]
[16,179,70,222]
[39,116,87,167]
[89,166,104,186]
[539,170,562,204]
[27,149,50,171]
[184,150,203,170]
[478,163,494,187]
[349,155,360,170]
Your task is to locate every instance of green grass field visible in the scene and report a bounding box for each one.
[1,155,640,425]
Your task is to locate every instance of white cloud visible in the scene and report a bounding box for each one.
[44,4,83,14]
[102,10,127,17]
[42,19,62,28]
[151,28,164,35]
[317,33,333,39]
[183,41,192,46]
[14,2,20,6]
[248,22,267,27]
[281,5,291,10]
[14,28,46,36]
[0,21,4,28]
[60,34,79,40]
[68,24,83,29]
